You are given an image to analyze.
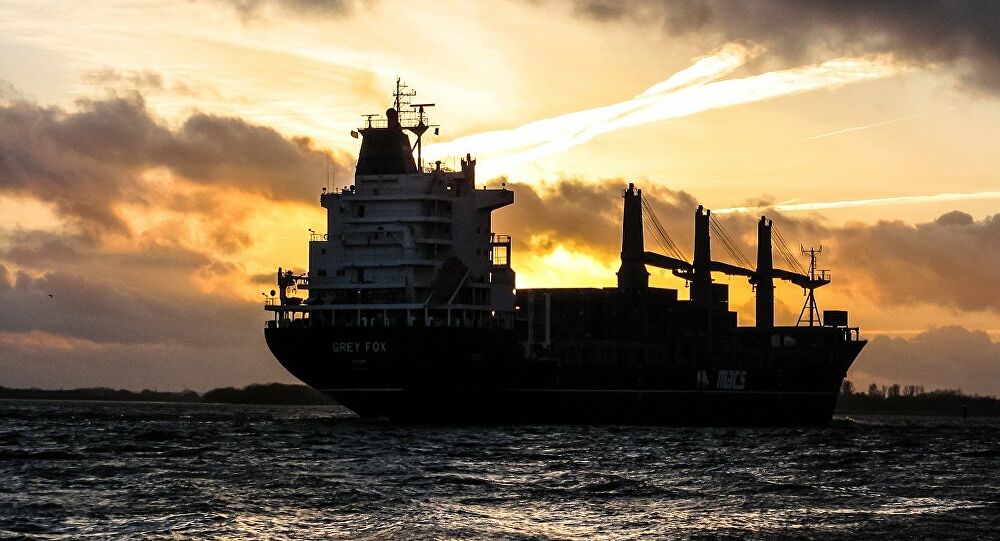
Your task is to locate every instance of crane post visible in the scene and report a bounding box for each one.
[691,206,712,306]
[617,183,650,289]
[756,216,775,329]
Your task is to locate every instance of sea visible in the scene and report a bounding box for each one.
[1,400,998,540]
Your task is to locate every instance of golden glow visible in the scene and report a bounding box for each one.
[2,0,1000,348]
[515,244,618,289]
[429,48,905,179]
[713,190,1000,215]
[0,330,99,351]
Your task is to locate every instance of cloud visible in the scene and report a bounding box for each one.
[0,79,26,102]
[495,179,1000,315]
[429,44,903,173]
[713,191,1000,215]
[81,68,164,90]
[0,91,350,390]
[219,0,363,20]
[490,178,698,258]
[0,238,259,347]
[80,68,223,100]
[832,213,1000,314]
[572,0,1000,93]
[0,94,347,238]
[849,326,1000,396]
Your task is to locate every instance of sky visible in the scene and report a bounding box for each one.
[2,0,1000,393]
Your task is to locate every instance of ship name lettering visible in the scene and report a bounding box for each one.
[717,370,747,390]
[365,342,387,352]
[332,342,362,353]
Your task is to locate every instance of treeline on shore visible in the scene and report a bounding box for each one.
[3,381,999,416]
[835,380,1000,417]
[0,383,334,406]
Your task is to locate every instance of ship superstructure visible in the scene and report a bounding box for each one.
[275,80,516,332]
[265,82,866,426]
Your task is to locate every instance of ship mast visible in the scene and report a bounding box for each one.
[796,246,827,327]
[391,78,436,170]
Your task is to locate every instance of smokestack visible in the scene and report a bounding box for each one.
[617,183,649,289]
[691,206,712,306]
[756,216,775,329]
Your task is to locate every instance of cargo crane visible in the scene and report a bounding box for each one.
[616,183,831,329]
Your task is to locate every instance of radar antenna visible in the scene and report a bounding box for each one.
[409,102,435,170]
[393,79,438,169]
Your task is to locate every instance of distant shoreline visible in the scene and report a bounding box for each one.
[2,384,998,416]
[0,383,334,406]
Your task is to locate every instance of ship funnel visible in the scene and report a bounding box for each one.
[756,216,775,329]
[355,107,419,176]
[617,183,649,289]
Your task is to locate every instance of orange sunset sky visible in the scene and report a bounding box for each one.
[2,0,1000,393]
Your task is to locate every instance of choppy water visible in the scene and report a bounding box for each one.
[1,401,998,540]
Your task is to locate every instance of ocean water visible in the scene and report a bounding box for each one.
[1,401,998,540]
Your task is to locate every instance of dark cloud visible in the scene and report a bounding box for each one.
[81,68,225,100]
[497,180,1000,314]
[850,326,1000,396]
[0,79,25,102]
[490,177,698,257]
[832,213,1000,314]
[250,272,277,286]
[81,68,164,90]
[160,113,343,202]
[935,210,974,226]
[0,94,347,237]
[0,92,346,390]
[0,249,258,348]
[573,0,1000,93]
[0,227,287,390]
[0,96,154,235]
[220,0,361,20]
[0,263,10,292]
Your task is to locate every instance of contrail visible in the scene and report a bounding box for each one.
[638,42,765,96]
[803,112,933,141]
[426,42,761,160]
[713,191,1000,214]
[427,47,905,175]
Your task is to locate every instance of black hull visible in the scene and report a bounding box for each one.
[322,388,840,426]
[264,324,864,426]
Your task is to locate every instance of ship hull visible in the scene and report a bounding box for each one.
[264,324,864,426]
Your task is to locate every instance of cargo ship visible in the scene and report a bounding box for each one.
[264,81,866,425]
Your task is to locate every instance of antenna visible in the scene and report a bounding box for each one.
[393,77,417,111]
[408,102,436,170]
[796,245,826,327]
